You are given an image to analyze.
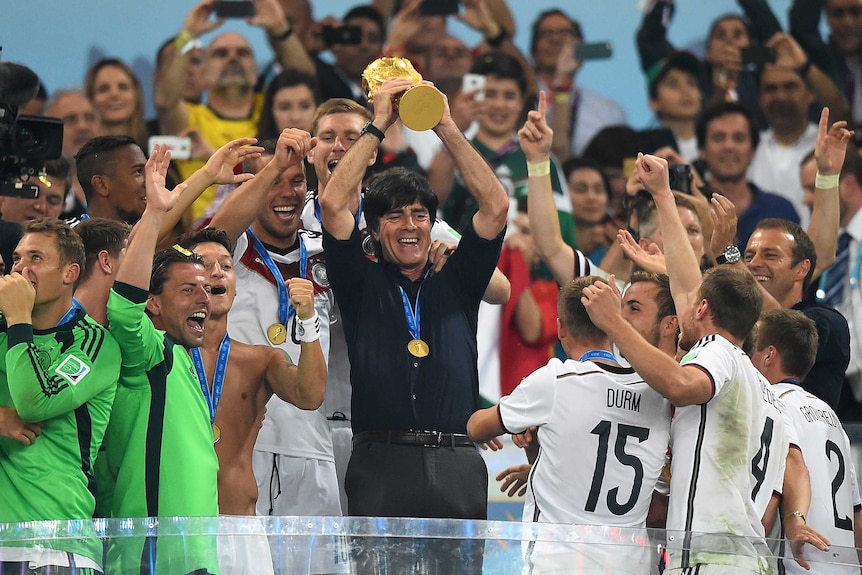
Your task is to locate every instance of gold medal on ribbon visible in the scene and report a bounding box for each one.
[408,338,430,358]
[362,57,444,132]
[212,423,221,444]
[267,323,287,345]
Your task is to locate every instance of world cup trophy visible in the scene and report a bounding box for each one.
[362,57,444,132]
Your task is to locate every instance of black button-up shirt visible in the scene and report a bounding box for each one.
[322,221,504,434]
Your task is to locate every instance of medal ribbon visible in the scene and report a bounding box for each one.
[191,333,230,424]
[397,270,430,343]
[247,228,307,325]
[314,196,362,227]
[56,298,83,326]
[578,350,618,363]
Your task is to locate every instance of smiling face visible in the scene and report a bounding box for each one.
[191,241,236,318]
[700,112,755,183]
[148,261,210,348]
[91,64,138,126]
[11,232,78,307]
[372,201,432,279]
[252,158,307,248]
[478,76,524,140]
[744,227,808,305]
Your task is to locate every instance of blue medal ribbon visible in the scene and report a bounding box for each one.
[397,270,430,343]
[314,196,362,227]
[56,298,83,327]
[191,333,231,424]
[777,378,799,385]
[578,350,618,363]
[247,228,307,325]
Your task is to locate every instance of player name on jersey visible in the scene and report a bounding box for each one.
[607,388,642,412]
[797,404,841,427]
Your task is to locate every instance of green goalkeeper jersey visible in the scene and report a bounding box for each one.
[101,282,219,575]
[0,309,121,565]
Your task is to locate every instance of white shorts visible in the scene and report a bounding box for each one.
[252,451,343,517]
[218,533,275,575]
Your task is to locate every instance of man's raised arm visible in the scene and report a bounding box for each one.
[156,0,222,136]
[434,87,509,240]
[522,91,575,285]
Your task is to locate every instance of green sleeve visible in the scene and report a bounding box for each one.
[107,282,167,373]
[5,323,120,422]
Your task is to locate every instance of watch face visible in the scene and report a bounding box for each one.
[724,246,741,263]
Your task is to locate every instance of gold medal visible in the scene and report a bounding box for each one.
[408,338,429,357]
[212,423,221,444]
[267,323,287,345]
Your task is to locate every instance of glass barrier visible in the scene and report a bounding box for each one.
[0,516,859,575]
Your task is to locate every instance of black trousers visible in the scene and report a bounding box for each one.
[346,442,488,575]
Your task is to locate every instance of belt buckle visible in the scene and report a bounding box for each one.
[424,430,443,448]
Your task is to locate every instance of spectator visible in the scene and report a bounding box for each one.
[316,5,385,104]
[85,58,150,149]
[256,69,319,139]
[563,157,614,264]
[645,51,702,162]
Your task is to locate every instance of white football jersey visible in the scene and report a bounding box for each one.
[752,380,790,520]
[773,383,861,574]
[667,335,774,574]
[499,357,671,574]
[229,229,336,461]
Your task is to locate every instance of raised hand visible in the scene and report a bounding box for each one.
[709,193,738,256]
[518,91,553,162]
[635,152,671,197]
[145,144,186,213]
[202,138,264,185]
[814,107,854,177]
[617,230,667,275]
[286,277,315,320]
[183,0,223,38]
[274,128,316,171]
[248,0,288,34]
[581,276,624,334]
[372,78,416,132]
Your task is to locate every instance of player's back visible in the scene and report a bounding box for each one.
[774,383,860,574]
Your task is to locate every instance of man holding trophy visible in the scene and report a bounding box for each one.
[318,58,509,573]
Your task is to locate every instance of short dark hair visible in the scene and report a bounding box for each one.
[698,266,763,341]
[22,218,85,268]
[363,167,438,235]
[74,135,139,202]
[150,246,204,295]
[178,227,233,254]
[529,9,582,55]
[706,14,751,50]
[344,4,385,39]
[73,217,131,282]
[629,271,676,320]
[562,157,612,199]
[753,218,817,290]
[840,142,862,183]
[696,101,760,151]
[256,69,321,140]
[470,52,527,97]
[558,276,606,344]
[582,125,640,170]
[755,309,819,380]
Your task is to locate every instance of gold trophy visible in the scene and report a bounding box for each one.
[362,57,444,132]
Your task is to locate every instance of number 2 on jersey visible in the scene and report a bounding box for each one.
[826,439,853,530]
[586,420,649,516]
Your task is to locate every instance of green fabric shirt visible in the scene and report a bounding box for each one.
[441,136,578,249]
[102,282,219,575]
[0,310,120,565]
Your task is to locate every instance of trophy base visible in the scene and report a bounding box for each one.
[399,85,445,132]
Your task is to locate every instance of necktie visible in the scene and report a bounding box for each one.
[823,232,852,307]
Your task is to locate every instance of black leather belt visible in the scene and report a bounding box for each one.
[352,430,474,448]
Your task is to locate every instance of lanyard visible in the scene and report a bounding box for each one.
[191,333,230,424]
[247,228,307,325]
[777,378,799,385]
[578,350,617,363]
[314,196,363,226]
[397,270,430,341]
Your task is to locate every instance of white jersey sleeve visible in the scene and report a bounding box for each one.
[498,358,560,434]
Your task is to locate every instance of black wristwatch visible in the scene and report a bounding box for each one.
[715,245,741,265]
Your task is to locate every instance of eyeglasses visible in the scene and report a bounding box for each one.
[828,5,862,19]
